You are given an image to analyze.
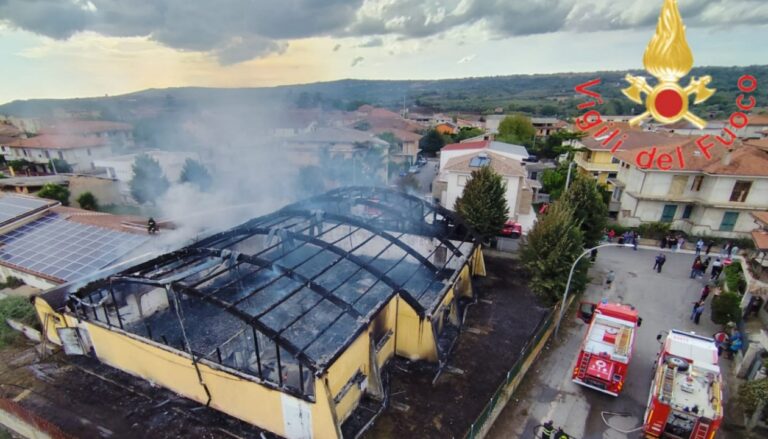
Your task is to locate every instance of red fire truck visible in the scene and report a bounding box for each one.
[572,301,641,396]
[643,330,723,439]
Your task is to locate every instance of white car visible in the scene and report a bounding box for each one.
[408,165,420,174]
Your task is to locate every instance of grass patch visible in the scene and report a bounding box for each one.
[0,296,39,348]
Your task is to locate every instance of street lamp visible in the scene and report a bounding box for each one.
[554,242,634,338]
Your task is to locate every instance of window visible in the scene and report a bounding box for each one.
[729,181,752,202]
[44,150,51,159]
[22,149,28,157]
[682,205,693,219]
[660,204,677,223]
[691,175,704,191]
[612,157,620,164]
[592,172,600,177]
[720,211,739,231]
[608,172,617,179]
[57,151,64,160]
[530,171,538,180]
[585,151,593,161]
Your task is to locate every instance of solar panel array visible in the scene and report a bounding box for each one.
[0,214,148,281]
[0,195,51,225]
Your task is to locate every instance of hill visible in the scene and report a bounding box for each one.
[1,65,766,120]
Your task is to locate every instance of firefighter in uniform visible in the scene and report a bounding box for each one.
[541,421,554,439]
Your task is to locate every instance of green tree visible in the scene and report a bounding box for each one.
[179,158,213,191]
[37,183,70,206]
[710,292,742,325]
[418,129,446,155]
[497,114,536,146]
[49,158,73,173]
[298,165,326,195]
[454,166,509,238]
[454,127,484,142]
[520,201,586,305]
[76,192,99,211]
[130,154,170,204]
[561,176,608,247]
[737,378,768,416]
[541,163,570,200]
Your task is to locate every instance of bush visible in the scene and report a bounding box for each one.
[76,192,99,211]
[37,183,70,206]
[691,235,755,251]
[0,296,39,348]
[0,276,24,289]
[637,222,671,240]
[724,262,747,294]
[737,378,768,415]
[711,292,743,325]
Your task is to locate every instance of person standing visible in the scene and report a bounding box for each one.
[632,231,639,251]
[690,300,702,320]
[706,240,714,255]
[713,331,729,357]
[711,258,723,280]
[677,235,684,251]
[653,254,663,272]
[693,302,705,324]
[699,284,711,302]
[702,256,712,274]
[695,239,704,255]
[690,256,702,278]
[608,229,615,242]
[606,270,615,288]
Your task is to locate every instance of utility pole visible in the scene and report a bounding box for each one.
[564,161,575,190]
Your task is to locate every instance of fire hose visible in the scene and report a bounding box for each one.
[600,411,644,434]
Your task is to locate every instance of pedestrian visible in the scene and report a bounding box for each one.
[710,258,723,280]
[713,331,729,357]
[720,242,731,258]
[633,231,639,251]
[746,296,764,319]
[699,285,711,302]
[606,270,615,287]
[690,300,702,319]
[677,235,684,251]
[690,256,702,278]
[693,302,705,324]
[653,253,666,273]
[695,238,704,255]
[653,254,662,272]
[728,330,743,359]
[706,240,714,255]
[660,236,667,249]
[590,248,598,262]
[608,229,615,243]
[702,256,712,273]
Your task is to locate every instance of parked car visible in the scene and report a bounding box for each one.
[416,157,427,167]
[408,165,420,174]
[500,220,522,238]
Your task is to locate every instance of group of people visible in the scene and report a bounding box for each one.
[713,324,744,359]
[690,284,712,324]
[660,234,686,251]
[603,229,639,250]
[689,255,725,280]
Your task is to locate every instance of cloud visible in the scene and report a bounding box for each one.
[0,0,766,65]
[351,56,365,67]
[358,37,383,48]
[457,54,476,64]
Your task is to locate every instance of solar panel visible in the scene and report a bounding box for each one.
[0,195,51,225]
[0,213,148,282]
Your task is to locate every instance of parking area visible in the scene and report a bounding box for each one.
[487,246,737,439]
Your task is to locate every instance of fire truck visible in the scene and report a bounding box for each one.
[643,330,723,439]
[572,301,641,396]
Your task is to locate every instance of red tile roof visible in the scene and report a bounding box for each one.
[374,128,422,142]
[752,229,768,251]
[748,114,768,126]
[442,140,489,151]
[615,141,768,176]
[753,211,768,226]
[39,121,132,135]
[6,135,109,150]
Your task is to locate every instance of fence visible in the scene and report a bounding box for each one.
[464,297,573,439]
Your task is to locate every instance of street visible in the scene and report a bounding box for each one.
[487,246,733,439]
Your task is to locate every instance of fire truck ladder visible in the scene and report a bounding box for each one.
[692,418,711,439]
[614,327,631,357]
[577,352,591,378]
[661,365,676,401]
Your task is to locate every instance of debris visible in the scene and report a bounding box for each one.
[391,401,410,412]
[445,366,465,375]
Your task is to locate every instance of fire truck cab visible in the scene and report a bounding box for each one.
[643,330,723,439]
[572,301,640,396]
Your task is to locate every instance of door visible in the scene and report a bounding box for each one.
[669,176,687,196]
[719,211,739,232]
[661,205,677,223]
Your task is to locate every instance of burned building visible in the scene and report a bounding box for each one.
[34,187,485,439]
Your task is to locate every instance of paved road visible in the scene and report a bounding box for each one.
[487,246,733,439]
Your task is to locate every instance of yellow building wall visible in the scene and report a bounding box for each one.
[471,246,486,277]
[395,297,438,362]
[34,298,340,439]
[374,301,397,368]
[326,328,369,424]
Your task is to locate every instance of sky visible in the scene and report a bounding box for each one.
[0,0,767,104]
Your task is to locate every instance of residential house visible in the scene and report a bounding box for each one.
[750,211,768,280]
[378,129,422,164]
[439,140,528,170]
[572,125,687,194]
[434,150,536,232]
[4,135,116,172]
[434,122,458,135]
[530,118,567,137]
[613,142,768,239]
[523,161,557,204]
[484,115,506,134]
[39,121,134,148]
